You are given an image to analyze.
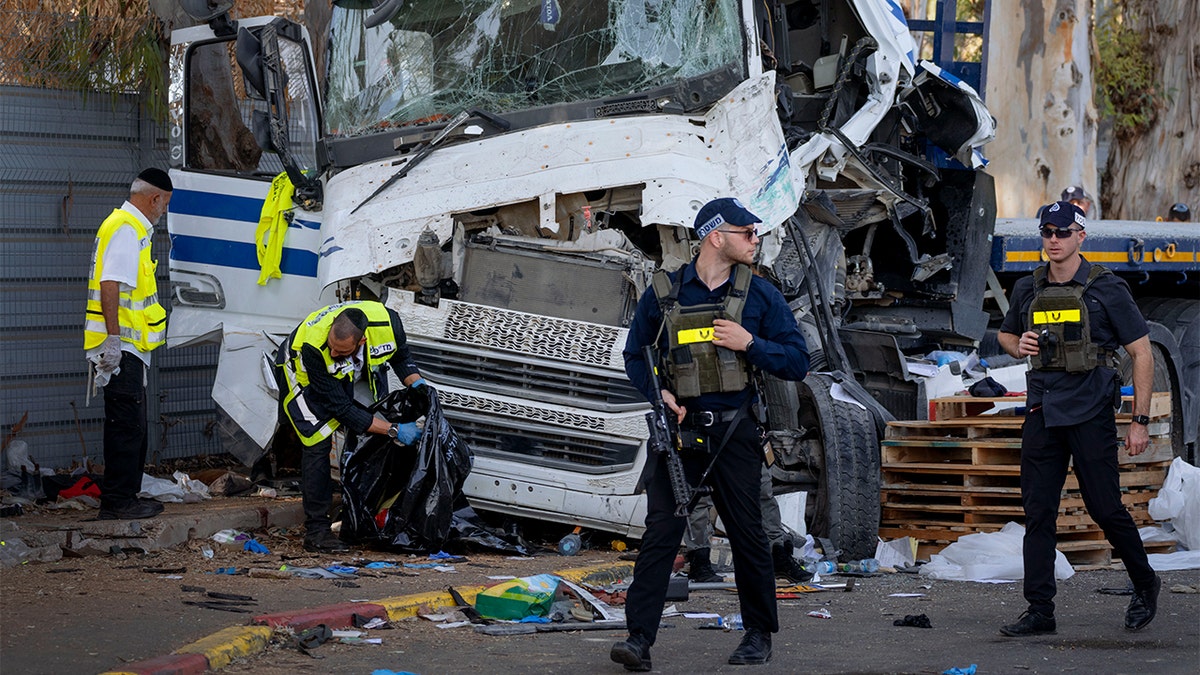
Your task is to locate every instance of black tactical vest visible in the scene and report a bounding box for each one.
[1028,264,1119,373]
[652,264,754,398]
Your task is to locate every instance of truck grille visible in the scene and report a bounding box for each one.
[444,409,640,472]
[409,341,643,412]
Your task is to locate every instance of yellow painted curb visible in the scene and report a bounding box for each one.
[376,585,487,620]
[374,561,634,620]
[553,561,635,586]
[175,625,274,671]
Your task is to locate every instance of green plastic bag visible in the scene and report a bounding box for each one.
[474,573,560,620]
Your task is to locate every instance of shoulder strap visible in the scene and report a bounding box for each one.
[723,264,753,322]
[1032,265,1048,289]
[651,269,681,312]
[1082,263,1112,292]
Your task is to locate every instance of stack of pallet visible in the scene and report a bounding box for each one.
[879,392,1175,566]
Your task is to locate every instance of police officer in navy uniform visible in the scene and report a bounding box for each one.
[611,198,809,670]
[997,201,1161,637]
[274,301,427,553]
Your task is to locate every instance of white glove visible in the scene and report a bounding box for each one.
[99,335,123,372]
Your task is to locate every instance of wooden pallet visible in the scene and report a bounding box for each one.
[881,393,1174,566]
[930,391,1172,422]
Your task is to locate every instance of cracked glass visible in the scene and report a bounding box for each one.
[325,0,744,137]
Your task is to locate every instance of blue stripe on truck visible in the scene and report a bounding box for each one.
[169,189,320,229]
[169,234,319,278]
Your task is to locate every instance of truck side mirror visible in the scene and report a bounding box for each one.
[179,0,234,22]
[236,27,266,100]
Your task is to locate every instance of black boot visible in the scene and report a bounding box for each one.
[610,634,652,672]
[728,628,772,665]
[1125,576,1161,631]
[687,547,723,583]
[772,541,813,583]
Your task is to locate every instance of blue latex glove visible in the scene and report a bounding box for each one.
[243,539,270,554]
[409,378,427,389]
[392,422,422,445]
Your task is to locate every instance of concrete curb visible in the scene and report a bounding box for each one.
[100,560,635,674]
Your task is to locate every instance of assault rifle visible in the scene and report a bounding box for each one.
[642,345,700,517]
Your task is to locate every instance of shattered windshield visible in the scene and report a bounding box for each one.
[325,0,744,136]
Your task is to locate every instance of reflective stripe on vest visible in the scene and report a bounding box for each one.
[652,264,753,398]
[278,301,398,446]
[83,208,165,352]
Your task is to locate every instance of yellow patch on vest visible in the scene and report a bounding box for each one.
[676,327,715,344]
[1032,309,1081,324]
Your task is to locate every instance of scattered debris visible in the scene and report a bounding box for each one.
[142,566,186,574]
[893,613,932,628]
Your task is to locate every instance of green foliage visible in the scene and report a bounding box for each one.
[1094,2,1161,140]
[10,6,169,123]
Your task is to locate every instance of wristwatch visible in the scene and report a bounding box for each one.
[745,338,756,353]
[1131,415,1151,426]
[387,423,399,439]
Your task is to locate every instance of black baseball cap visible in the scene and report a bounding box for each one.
[1039,201,1086,230]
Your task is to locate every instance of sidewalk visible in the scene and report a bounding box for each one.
[99,556,634,675]
[1,495,634,675]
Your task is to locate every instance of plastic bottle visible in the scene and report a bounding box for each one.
[836,558,880,574]
[720,613,744,630]
[805,560,836,575]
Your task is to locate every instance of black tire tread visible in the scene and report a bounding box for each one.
[804,373,881,560]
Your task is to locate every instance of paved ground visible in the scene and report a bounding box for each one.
[0,494,630,674]
[182,568,1200,674]
[1,494,1198,675]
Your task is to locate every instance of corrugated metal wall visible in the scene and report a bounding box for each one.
[0,86,224,470]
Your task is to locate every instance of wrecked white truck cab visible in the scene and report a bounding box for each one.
[167,0,995,558]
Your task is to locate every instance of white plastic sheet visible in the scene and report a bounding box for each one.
[919,522,1075,582]
[137,471,212,503]
[1147,457,1200,550]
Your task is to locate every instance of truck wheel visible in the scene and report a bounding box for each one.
[801,373,881,560]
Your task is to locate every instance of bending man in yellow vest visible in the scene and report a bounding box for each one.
[84,168,172,521]
[274,300,426,553]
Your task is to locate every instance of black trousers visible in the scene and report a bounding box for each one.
[300,435,337,535]
[625,416,777,644]
[101,353,148,506]
[272,371,340,538]
[1020,407,1157,615]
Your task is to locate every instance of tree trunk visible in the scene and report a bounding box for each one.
[985,0,1099,218]
[1103,0,1199,220]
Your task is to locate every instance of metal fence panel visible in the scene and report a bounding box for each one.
[1,85,224,471]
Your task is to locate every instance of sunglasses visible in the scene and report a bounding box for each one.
[717,228,759,241]
[1040,226,1081,239]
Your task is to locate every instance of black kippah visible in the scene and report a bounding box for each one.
[340,307,368,331]
[137,168,173,192]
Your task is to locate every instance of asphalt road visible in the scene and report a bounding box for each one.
[217,568,1199,675]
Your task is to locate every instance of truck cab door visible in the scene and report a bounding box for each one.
[167,16,326,344]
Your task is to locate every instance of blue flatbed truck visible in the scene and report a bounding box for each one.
[991,217,1199,462]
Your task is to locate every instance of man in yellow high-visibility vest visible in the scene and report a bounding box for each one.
[84,168,172,520]
[274,301,426,553]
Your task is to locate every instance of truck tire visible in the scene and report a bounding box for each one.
[801,373,881,560]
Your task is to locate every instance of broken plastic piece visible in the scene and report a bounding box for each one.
[295,624,333,650]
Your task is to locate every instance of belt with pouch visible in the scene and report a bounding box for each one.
[683,409,741,428]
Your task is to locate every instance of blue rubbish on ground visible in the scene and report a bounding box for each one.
[943,665,977,675]
[243,539,269,554]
